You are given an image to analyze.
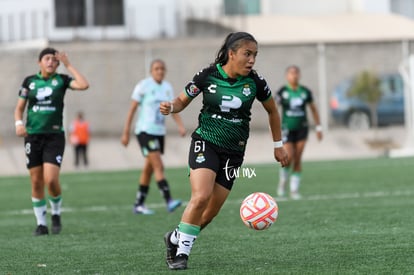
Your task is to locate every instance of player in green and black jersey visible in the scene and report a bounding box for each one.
[160,32,289,270]
[275,65,322,199]
[14,48,89,236]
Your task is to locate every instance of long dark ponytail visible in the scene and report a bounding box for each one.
[214,32,257,65]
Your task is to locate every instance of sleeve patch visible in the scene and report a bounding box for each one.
[185,81,201,98]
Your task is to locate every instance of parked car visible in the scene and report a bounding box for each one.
[330,73,404,129]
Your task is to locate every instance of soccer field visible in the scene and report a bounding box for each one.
[1,157,413,274]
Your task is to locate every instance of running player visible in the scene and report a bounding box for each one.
[160,32,289,270]
[14,48,89,236]
[121,59,185,215]
[275,65,322,199]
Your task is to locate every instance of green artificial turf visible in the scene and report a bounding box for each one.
[1,157,413,274]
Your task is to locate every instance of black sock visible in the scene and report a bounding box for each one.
[157,179,172,202]
[135,185,149,206]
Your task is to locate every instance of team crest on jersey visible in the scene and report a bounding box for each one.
[56,155,62,164]
[282,91,289,99]
[196,153,205,163]
[242,84,251,96]
[51,79,58,86]
[29,82,35,90]
[301,92,307,100]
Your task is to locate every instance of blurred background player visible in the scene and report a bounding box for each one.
[70,111,90,168]
[14,47,89,236]
[160,32,288,270]
[121,59,186,215]
[275,65,323,199]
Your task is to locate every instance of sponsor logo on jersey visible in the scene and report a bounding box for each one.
[32,105,56,112]
[242,84,251,96]
[196,153,205,163]
[186,82,200,97]
[36,87,53,101]
[207,84,217,94]
[29,82,35,90]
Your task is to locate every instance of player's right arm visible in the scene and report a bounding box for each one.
[160,67,210,115]
[121,100,139,147]
[14,98,28,137]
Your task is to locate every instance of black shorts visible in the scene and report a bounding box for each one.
[282,127,309,143]
[188,135,244,190]
[136,132,164,157]
[24,133,65,169]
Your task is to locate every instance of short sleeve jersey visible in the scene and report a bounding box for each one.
[18,73,73,134]
[131,77,174,136]
[185,64,272,152]
[276,85,313,130]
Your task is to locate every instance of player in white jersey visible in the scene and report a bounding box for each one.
[121,59,186,214]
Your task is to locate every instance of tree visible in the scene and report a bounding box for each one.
[348,70,382,128]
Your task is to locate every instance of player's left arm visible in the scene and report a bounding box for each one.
[261,98,288,167]
[309,102,323,141]
[55,52,89,90]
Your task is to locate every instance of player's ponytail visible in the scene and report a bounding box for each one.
[214,32,257,66]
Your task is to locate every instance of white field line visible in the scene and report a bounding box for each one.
[2,190,414,216]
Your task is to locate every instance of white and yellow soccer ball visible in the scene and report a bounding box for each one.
[240,192,278,230]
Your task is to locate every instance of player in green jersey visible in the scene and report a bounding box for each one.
[14,48,89,236]
[160,32,289,270]
[275,65,323,199]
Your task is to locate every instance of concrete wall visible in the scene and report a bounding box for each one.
[0,38,410,139]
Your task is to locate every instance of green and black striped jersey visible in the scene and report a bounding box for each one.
[276,85,313,130]
[18,73,73,134]
[185,64,272,152]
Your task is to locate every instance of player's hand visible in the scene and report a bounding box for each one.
[160,101,171,115]
[121,133,129,147]
[15,125,28,137]
[274,147,289,167]
[316,131,323,142]
[55,52,70,67]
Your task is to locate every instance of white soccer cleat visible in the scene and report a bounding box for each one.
[290,192,302,200]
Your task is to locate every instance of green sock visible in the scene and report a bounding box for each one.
[48,195,62,215]
[176,222,201,256]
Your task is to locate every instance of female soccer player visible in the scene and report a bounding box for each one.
[160,32,289,270]
[121,59,186,215]
[14,48,89,236]
[275,65,322,199]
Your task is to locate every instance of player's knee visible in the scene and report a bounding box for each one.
[189,194,210,211]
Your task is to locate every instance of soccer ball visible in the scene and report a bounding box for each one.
[240,192,278,230]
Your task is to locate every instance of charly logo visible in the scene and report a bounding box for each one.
[242,84,251,96]
[207,84,217,94]
[223,159,256,181]
[196,153,205,163]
